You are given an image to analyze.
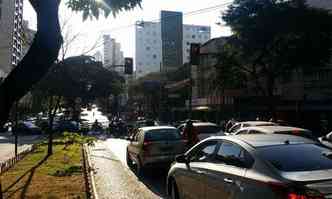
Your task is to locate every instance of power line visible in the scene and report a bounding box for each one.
[106,1,233,32]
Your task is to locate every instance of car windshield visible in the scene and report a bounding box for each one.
[145,129,182,141]
[258,144,332,172]
[195,125,221,134]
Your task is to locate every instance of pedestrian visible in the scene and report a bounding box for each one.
[182,120,199,149]
[225,118,236,133]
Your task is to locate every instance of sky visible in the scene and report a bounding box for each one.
[23,0,232,59]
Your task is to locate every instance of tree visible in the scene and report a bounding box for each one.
[33,55,123,155]
[0,0,142,127]
[219,0,332,116]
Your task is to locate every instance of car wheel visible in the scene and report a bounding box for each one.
[170,180,179,199]
[126,150,133,168]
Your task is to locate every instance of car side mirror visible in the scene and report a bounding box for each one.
[175,154,189,164]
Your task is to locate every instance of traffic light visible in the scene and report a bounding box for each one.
[124,57,133,75]
[190,43,201,65]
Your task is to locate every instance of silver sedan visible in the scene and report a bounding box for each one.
[167,134,332,199]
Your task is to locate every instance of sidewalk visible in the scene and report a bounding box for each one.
[88,142,161,199]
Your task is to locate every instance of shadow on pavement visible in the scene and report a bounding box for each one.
[133,167,169,198]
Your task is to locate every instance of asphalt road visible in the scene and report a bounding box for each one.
[90,138,169,199]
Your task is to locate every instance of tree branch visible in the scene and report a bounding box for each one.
[0,0,63,126]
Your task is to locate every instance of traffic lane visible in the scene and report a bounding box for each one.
[104,138,169,198]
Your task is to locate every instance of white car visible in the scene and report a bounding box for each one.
[227,121,277,135]
[178,122,224,141]
[319,132,332,149]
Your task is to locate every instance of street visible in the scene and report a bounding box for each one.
[89,138,169,199]
[0,134,42,164]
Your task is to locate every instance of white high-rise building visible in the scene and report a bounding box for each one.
[103,35,124,73]
[0,0,24,78]
[93,51,103,62]
[135,20,211,78]
[135,22,162,77]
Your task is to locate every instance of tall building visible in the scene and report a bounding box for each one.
[93,51,103,62]
[135,21,162,77]
[135,11,211,78]
[103,35,124,72]
[0,0,23,78]
[161,11,183,72]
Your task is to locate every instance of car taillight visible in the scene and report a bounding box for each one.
[288,192,325,199]
[143,141,152,152]
[267,182,325,199]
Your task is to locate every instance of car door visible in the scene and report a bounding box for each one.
[177,140,219,199]
[204,141,251,199]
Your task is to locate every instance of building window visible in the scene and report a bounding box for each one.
[198,35,202,39]
[146,46,151,51]
[186,42,190,45]
[153,54,157,59]
[192,35,196,39]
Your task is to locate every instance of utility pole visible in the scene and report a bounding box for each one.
[188,68,193,120]
[14,101,18,157]
[188,43,200,120]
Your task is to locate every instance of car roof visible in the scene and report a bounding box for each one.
[209,134,315,148]
[139,126,176,131]
[239,125,310,133]
[193,122,218,127]
[239,121,277,125]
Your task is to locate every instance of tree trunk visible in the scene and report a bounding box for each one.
[0,0,62,126]
[47,96,61,156]
[267,74,277,120]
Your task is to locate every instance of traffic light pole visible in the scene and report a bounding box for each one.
[188,66,193,120]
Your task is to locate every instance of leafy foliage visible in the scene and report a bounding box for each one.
[67,0,142,20]
[63,132,97,147]
[33,55,123,100]
[219,0,332,96]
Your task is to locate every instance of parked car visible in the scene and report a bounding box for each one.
[227,121,278,135]
[53,120,80,133]
[319,132,332,149]
[167,134,332,199]
[233,126,316,140]
[134,120,159,128]
[13,121,42,135]
[177,122,224,141]
[126,126,186,175]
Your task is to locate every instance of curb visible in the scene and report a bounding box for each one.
[83,144,99,199]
